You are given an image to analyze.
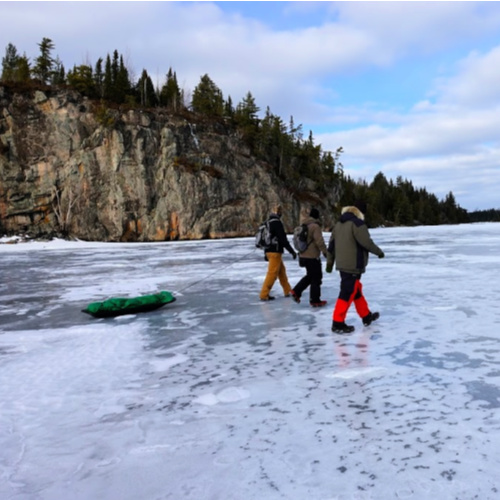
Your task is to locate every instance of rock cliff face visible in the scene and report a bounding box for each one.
[0,86,337,241]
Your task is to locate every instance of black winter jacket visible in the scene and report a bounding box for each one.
[266,214,295,255]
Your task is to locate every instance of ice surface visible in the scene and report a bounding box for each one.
[1,224,500,500]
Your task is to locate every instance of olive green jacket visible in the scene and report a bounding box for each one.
[326,206,384,274]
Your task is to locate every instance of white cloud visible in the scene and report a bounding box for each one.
[315,38,500,210]
[325,105,500,159]
[1,1,500,210]
[335,2,500,56]
[436,46,500,107]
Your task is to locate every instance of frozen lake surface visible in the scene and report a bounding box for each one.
[1,223,500,500]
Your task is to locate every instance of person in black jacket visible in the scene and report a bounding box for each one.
[259,204,297,301]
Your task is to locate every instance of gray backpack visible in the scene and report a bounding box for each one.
[293,223,310,253]
[255,220,273,250]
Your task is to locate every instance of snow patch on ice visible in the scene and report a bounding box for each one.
[149,354,189,371]
[325,366,388,379]
[194,386,251,406]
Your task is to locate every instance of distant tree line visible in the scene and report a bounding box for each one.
[468,209,500,223]
[340,172,469,226]
[2,37,491,226]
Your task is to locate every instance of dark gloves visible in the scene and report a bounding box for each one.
[326,251,334,273]
[379,251,385,259]
[291,250,297,260]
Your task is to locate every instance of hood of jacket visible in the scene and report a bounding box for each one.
[339,206,365,224]
[302,216,321,227]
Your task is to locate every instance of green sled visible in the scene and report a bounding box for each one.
[82,291,176,318]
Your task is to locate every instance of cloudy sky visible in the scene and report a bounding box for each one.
[1,1,500,211]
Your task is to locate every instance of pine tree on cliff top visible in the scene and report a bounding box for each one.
[191,74,224,117]
[32,37,55,84]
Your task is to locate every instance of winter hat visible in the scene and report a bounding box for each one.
[309,208,320,219]
[354,200,367,215]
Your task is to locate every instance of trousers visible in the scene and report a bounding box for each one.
[260,252,292,299]
[293,257,323,303]
[332,271,370,322]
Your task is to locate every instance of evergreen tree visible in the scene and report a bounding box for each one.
[444,191,458,222]
[318,149,342,190]
[66,64,95,96]
[159,68,181,110]
[102,50,131,103]
[16,54,31,82]
[32,37,55,84]
[426,193,441,225]
[94,58,104,98]
[111,50,119,86]
[115,54,131,103]
[1,44,30,83]
[103,55,113,101]
[469,209,500,222]
[442,191,468,223]
[235,91,260,149]
[352,178,370,206]
[289,115,303,143]
[235,91,260,124]
[51,56,65,85]
[1,43,19,81]
[394,192,413,225]
[369,172,389,215]
[191,74,224,116]
[254,107,294,178]
[137,69,158,107]
[295,130,321,179]
[255,106,275,159]
[267,113,290,177]
[224,95,234,118]
[416,190,434,224]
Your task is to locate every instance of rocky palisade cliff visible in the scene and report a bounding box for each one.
[0,86,338,242]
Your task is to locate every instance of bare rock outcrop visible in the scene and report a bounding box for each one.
[0,86,336,241]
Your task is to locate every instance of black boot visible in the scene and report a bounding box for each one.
[362,311,380,326]
[332,321,355,334]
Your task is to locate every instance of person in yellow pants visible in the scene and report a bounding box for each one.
[259,205,297,301]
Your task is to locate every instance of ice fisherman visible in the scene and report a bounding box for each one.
[259,204,297,301]
[326,200,385,333]
[290,208,328,307]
